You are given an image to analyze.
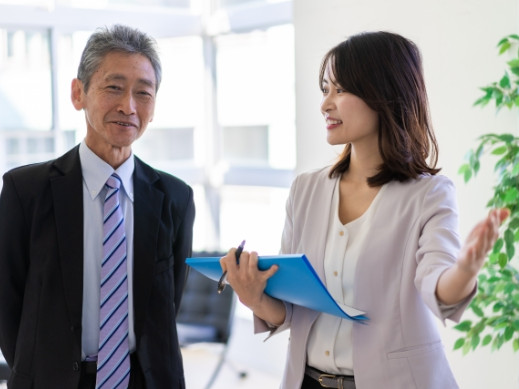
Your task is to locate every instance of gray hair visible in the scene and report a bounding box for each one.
[77,24,162,92]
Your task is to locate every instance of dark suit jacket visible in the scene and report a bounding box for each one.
[0,145,195,388]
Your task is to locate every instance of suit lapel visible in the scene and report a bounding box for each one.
[132,158,164,339]
[50,146,84,326]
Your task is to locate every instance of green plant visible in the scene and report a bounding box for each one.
[454,34,519,355]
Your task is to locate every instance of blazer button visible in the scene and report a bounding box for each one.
[72,361,79,371]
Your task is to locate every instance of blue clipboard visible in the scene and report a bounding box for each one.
[186,254,368,321]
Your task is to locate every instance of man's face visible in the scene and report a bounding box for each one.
[72,51,156,158]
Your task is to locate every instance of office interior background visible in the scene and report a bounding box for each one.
[0,0,518,388]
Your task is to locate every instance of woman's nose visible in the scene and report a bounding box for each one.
[321,93,333,114]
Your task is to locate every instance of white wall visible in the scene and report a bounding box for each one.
[293,0,519,387]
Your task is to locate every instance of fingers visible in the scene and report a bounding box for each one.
[219,246,240,272]
[472,208,510,258]
[219,249,278,283]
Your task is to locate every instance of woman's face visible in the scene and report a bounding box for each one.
[320,62,379,148]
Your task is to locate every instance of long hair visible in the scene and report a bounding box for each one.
[320,31,440,186]
[77,24,162,93]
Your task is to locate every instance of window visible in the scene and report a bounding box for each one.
[0,0,294,254]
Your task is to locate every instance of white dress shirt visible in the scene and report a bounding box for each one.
[306,177,386,375]
[79,140,136,360]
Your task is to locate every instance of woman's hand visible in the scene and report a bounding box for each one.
[456,208,510,276]
[220,248,286,326]
[436,208,509,305]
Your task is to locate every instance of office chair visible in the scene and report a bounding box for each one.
[177,251,241,389]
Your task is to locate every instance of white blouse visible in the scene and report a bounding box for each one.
[306,177,386,375]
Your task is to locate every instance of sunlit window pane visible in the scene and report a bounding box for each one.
[56,0,192,8]
[0,28,52,131]
[133,36,204,164]
[215,0,286,8]
[0,0,51,5]
[57,30,92,143]
[219,185,288,254]
[216,24,295,169]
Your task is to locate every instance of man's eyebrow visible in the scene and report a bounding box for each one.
[104,74,156,89]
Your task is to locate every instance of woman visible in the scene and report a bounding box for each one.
[220,31,508,389]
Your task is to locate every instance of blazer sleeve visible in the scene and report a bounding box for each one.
[414,176,473,323]
[0,172,29,367]
[172,185,195,313]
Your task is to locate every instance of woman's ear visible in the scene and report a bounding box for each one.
[71,78,84,110]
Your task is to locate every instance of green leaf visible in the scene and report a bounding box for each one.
[491,145,508,155]
[472,304,485,317]
[509,218,519,230]
[493,238,504,253]
[504,187,519,203]
[498,252,508,268]
[499,73,511,89]
[493,302,504,312]
[497,133,515,143]
[458,164,473,183]
[454,320,472,332]
[504,229,515,259]
[504,326,514,341]
[495,321,510,330]
[454,337,465,350]
[482,334,492,346]
[514,338,519,352]
[499,41,512,54]
[505,283,516,294]
[471,334,481,349]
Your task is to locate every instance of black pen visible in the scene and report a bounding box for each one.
[217,240,245,294]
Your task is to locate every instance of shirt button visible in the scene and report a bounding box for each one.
[339,231,344,236]
[325,350,330,356]
[333,271,338,277]
[72,361,79,371]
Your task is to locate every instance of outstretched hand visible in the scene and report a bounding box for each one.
[436,208,509,305]
[457,208,510,276]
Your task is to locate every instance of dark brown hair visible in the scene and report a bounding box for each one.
[320,31,440,186]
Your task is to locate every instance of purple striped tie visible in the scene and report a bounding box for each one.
[96,173,130,389]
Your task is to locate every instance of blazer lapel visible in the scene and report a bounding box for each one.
[132,158,164,339]
[50,146,84,327]
[307,170,337,283]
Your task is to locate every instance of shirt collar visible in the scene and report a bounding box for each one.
[79,140,135,202]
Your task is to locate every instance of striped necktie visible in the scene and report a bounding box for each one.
[96,173,131,389]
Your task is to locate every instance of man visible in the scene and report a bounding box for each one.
[0,24,195,388]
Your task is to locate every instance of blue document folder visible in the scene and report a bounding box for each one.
[186,254,367,321]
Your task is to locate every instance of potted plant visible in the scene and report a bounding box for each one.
[454,34,519,355]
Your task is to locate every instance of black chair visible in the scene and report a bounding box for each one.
[177,251,240,389]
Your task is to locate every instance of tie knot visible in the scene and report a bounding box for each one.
[106,174,122,190]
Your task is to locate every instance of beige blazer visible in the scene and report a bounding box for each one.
[255,167,473,389]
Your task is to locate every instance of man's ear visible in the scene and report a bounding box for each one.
[71,78,84,110]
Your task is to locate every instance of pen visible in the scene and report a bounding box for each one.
[217,240,245,294]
